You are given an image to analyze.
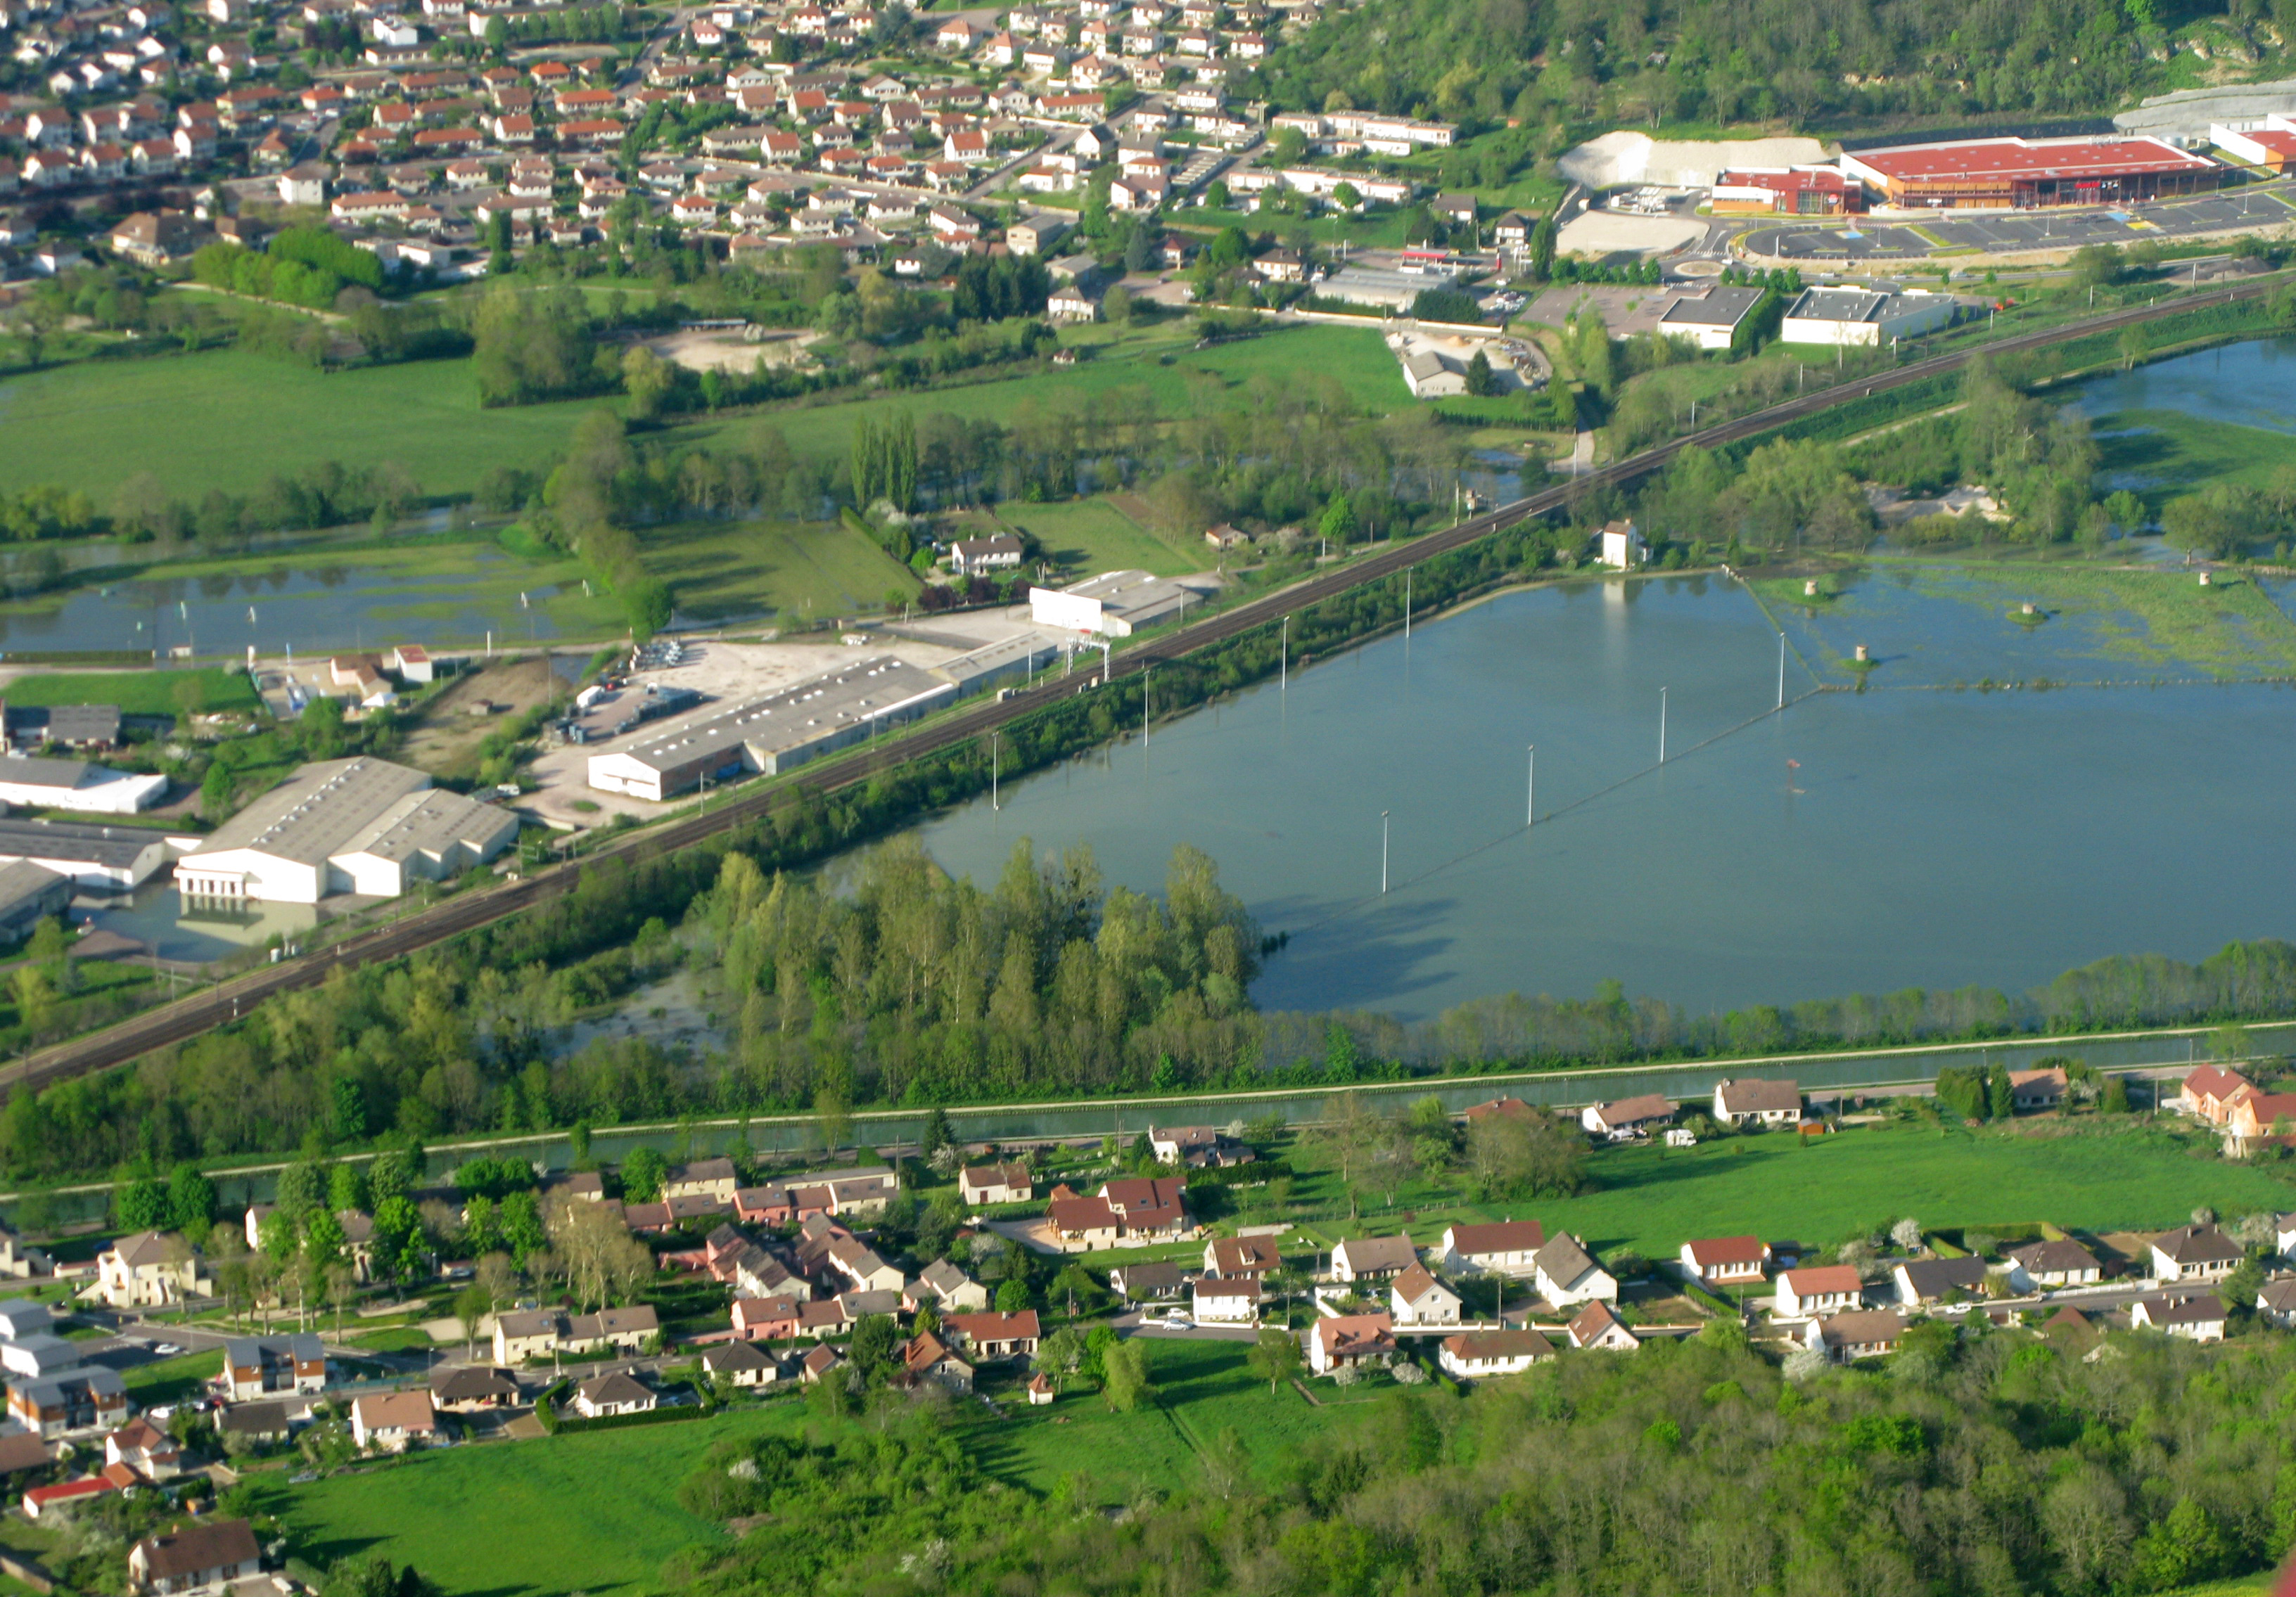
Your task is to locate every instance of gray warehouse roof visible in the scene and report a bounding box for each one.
[0,817,170,871]
[1659,285,1767,328]
[0,756,97,792]
[192,757,433,866]
[618,658,952,775]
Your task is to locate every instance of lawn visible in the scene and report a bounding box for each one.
[0,349,597,502]
[122,1348,222,1406]
[0,323,1416,508]
[0,667,258,715]
[995,496,1194,578]
[964,1338,1383,1503]
[2093,406,2296,501]
[268,1406,793,1596]
[637,517,919,624]
[1281,1119,2296,1263]
[1902,558,2296,679]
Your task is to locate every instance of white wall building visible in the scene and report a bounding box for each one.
[0,756,167,815]
[1780,286,1956,347]
[1029,570,1196,638]
[174,757,518,906]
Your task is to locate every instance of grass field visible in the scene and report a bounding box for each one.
[1280,1119,2296,1262]
[0,667,258,714]
[122,1348,222,1406]
[638,517,919,622]
[2093,406,2296,501]
[267,1406,779,1595]
[995,497,1194,577]
[0,324,1417,508]
[1908,559,2296,678]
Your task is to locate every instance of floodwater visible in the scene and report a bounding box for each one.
[2063,333,2296,437]
[0,551,582,657]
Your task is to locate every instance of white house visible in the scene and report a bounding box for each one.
[1805,1309,1906,1363]
[958,1162,1033,1205]
[2150,1225,2242,1282]
[1775,1265,1863,1319]
[1678,1236,1768,1287]
[1532,1234,1616,1307]
[1331,1234,1418,1283]
[1438,1327,1553,1379]
[350,1389,437,1452]
[1580,1093,1670,1139]
[2129,1293,2226,1342]
[1389,1264,1462,1328]
[1591,520,1647,571]
[94,1232,207,1309]
[571,1371,658,1416]
[1440,1220,1545,1277]
[1192,1277,1261,1324]
[1309,1311,1393,1375]
[1711,1079,1801,1127]
[1565,1299,1638,1352]
[2005,1238,2103,1291]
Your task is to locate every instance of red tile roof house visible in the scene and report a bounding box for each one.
[1439,1327,1554,1379]
[1440,1219,1546,1278]
[1331,1233,1418,1283]
[1580,1093,1674,1140]
[732,1297,803,1341]
[2178,1065,2256,1124]
[1773,1265,1864,1319]
[1389,1263,1462,1328]
[1191,1276,1261,1324]
[1679,1236,1770,1287]
[941,1310,1040,1360]
[1203,1236,1280,1278]
[1566,1299,1638,1352]
[959,1162,1035,1206]
[350,1389,437,1453]
[1310,1311,1393,1375]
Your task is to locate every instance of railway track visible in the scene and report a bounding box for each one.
[10,276,2274,1091]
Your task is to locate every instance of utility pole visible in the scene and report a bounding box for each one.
[1280,613,1288,691]
[991,730,999,810]
[1777,634,1785,710]
[1526,744,1534,827]
[1404,568,1411,640]
[1380,811,1389,895]
[1658,686,1668,764]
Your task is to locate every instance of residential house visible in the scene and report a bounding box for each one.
[2008,1066,2069,1111]
[664,1158,740,1202]
[941,1310,1040,1359]
[1775,1265,1863,1319]
[1711,1079,1801,1127]
[571,1371,656,1418]
[0,1335,82,1381]
[217,1334,326,1402]
[907,1259,989,1314]
[493,1309,566,1364]
[218,1402,292,1448]
[1533,1234,1617,1307]
[732,1297,801,1341]
[1192,1276,1261,1323]
[95,1231,207,1309]
[2225,1090,2296,1150]
[1679,1236,1769,1287]
[13,1367,129,1438]
[1152,1126,1257,1169]
[1806,1309,1906,1362]
[429,1366,518,1411]
[2255,1277,2296,1329]
[826,1238,903,1296]
[796,1300,849,1340]
[701,1340,780,1389]
[2277,1213,2296,1261]
[1440,1219,1546,1278]
[1438,1327,1553,1379]
[2178,1065,2254,1124]
[127,1518,261,1596]
[948,536,1026,576]
[2005,1238,2104,1290]
[959,1162,1033,1206]
[1892,1257,1988,1306]
[1580,1095,1672,1139]
[1099,1177,1190,1240]
[1310,1311,1394,1375]
[801,1345,844,1383]
[561,1305,658,1355]
[2130,1292,2227,1342]
[1389,1264,1462,1328]
[1204,1236,1281,1279]
[1566,1299,1638,1351]
[1007,213,1069,255]
[900,1331,973,1394]
[104,1417,181,1483]
[350,1389,436,1452]
[2150,1225,2243,1282]
[1109,1261,1186,1302]
[1331,1234,1418,1283]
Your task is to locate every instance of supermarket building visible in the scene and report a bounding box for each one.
[1839,135,2220,210]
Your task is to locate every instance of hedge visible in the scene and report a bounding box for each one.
[552,1401,714,1435]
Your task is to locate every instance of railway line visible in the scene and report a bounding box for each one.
[7,275,2276,1092]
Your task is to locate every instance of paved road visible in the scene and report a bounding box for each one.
[8,274,2283,1095]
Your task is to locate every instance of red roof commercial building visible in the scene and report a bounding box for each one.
[1840,134,2219,210]
[1711,166,1858,216]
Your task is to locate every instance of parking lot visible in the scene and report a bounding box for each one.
[1744,177,2296,262]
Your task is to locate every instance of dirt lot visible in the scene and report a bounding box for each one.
[1520,284,1688,337]
[640,326,822,375]
[1555,210,1707,259]
[401,654,565,781]
[518,618,1053,830]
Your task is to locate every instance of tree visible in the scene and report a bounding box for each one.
[1465,1108,1586,1199]
[275,1159,329,1220]
[117,1176,169,1232]
[453,1281,490,1358]
[1464,349,1496,397]
[849,1312,898,1378]
[1889,1217,1922,1254]
[995,1278,1032,1313]
[1246,1327,1302,1394]
[1036,1326,1087,1390]
[2221,1255,2265,1311]
[168,1164,217,1237]
[1100,1338,1152,1411]
[547,1195,651,1311]
[1332,181,1360,210]
[620,1146,668,1202]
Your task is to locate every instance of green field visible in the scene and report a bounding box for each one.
[0,667,259,714]
[0,323,1416,508]
[123,1349,222,1406]
[2093,406,2296,501]
[639,518,920,622]
[1908,559,2296,679]
[1280,1120,2296,1263]
[271,1341,1382,1597]
[995,496,1194,577]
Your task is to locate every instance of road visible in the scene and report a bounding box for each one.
[6,274,2283,1095]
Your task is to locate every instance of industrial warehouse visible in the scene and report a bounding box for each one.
[585,658,956,804]
[173,757,520,906]
[1838,134,2221,210]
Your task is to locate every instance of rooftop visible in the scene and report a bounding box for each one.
[1848,134,2216,185]
[614,658,951,772]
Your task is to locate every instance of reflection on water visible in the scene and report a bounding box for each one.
[0,553,577,656]
[77,880,319,963]
[2065,333,2296,436]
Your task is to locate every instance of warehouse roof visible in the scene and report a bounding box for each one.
[1847,134,2214,184]
[0,817,169,869]
[613,658,951,774]
[181,756,506,871]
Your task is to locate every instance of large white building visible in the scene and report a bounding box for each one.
[1780,286,1955,347]
[586,658,955,804]
[1029,570,1195,638]
[0,755,167,815]
[0,816,174,889]
[173,757,519,905]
